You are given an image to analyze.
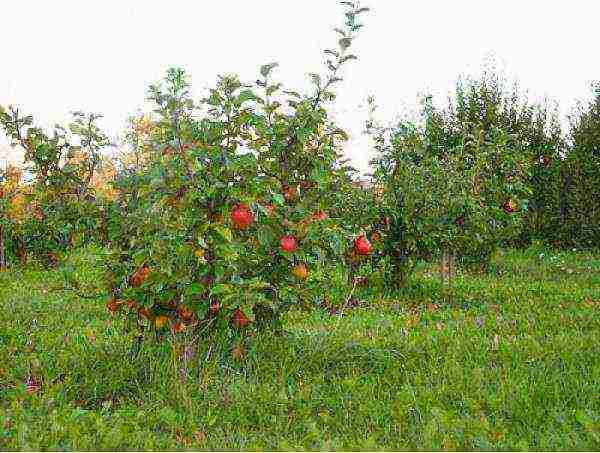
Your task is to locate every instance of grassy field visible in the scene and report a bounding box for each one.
[1,245,599,450]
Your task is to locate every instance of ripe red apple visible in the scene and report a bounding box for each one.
[291,263,308,280]
[354,235,372,256]
[232,308,250,328]
[280,235,298,253]
[230,203,254,230]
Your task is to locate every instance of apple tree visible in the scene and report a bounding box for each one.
[105,1,370,351]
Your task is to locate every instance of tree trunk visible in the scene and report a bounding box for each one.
[0,224,6,270]
[18,239,27,267]
[440,249,456,303]
[440,249,455,285]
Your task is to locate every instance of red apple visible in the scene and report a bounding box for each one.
[354,235,372,256]
[230,203,254,230]
[280,235,298,253]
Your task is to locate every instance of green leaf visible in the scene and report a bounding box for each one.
[260,62,279,78]
[266,84,282,96]
[339,37,352,50]
[186,282,204,296]
[283,90,302,98]
[237,89,261,105]
[213,225,232,242]
[328,231,344,255]
[211,283,232,296]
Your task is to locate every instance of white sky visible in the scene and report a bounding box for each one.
[1,0,599,174]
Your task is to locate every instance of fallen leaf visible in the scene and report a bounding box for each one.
[25,375,42,394]
[405,313,421,330]
[490,430,505,441]
[84,327,97,344]
[232,343,246,361]
[193,430,206,445]
[175,432,191,447]
[427,303,438,313]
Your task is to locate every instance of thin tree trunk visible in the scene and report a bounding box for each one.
[0,224,6,270]
[18,238,27,267]
[440,248,455,302]
[440,250,455,285]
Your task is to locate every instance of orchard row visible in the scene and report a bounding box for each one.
[1,2,598,345]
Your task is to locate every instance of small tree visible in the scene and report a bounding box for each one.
[0,107,110,264]
[105,2,370,353]
[370,91,532,292]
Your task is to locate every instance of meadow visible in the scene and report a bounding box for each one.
[1,244,599,450]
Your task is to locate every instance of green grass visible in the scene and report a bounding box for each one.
[1,245,599,450]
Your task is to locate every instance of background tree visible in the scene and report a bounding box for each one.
[562,83,600,248]
[0,106,110,264]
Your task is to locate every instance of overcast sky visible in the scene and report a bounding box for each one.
[1,0,599,174]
